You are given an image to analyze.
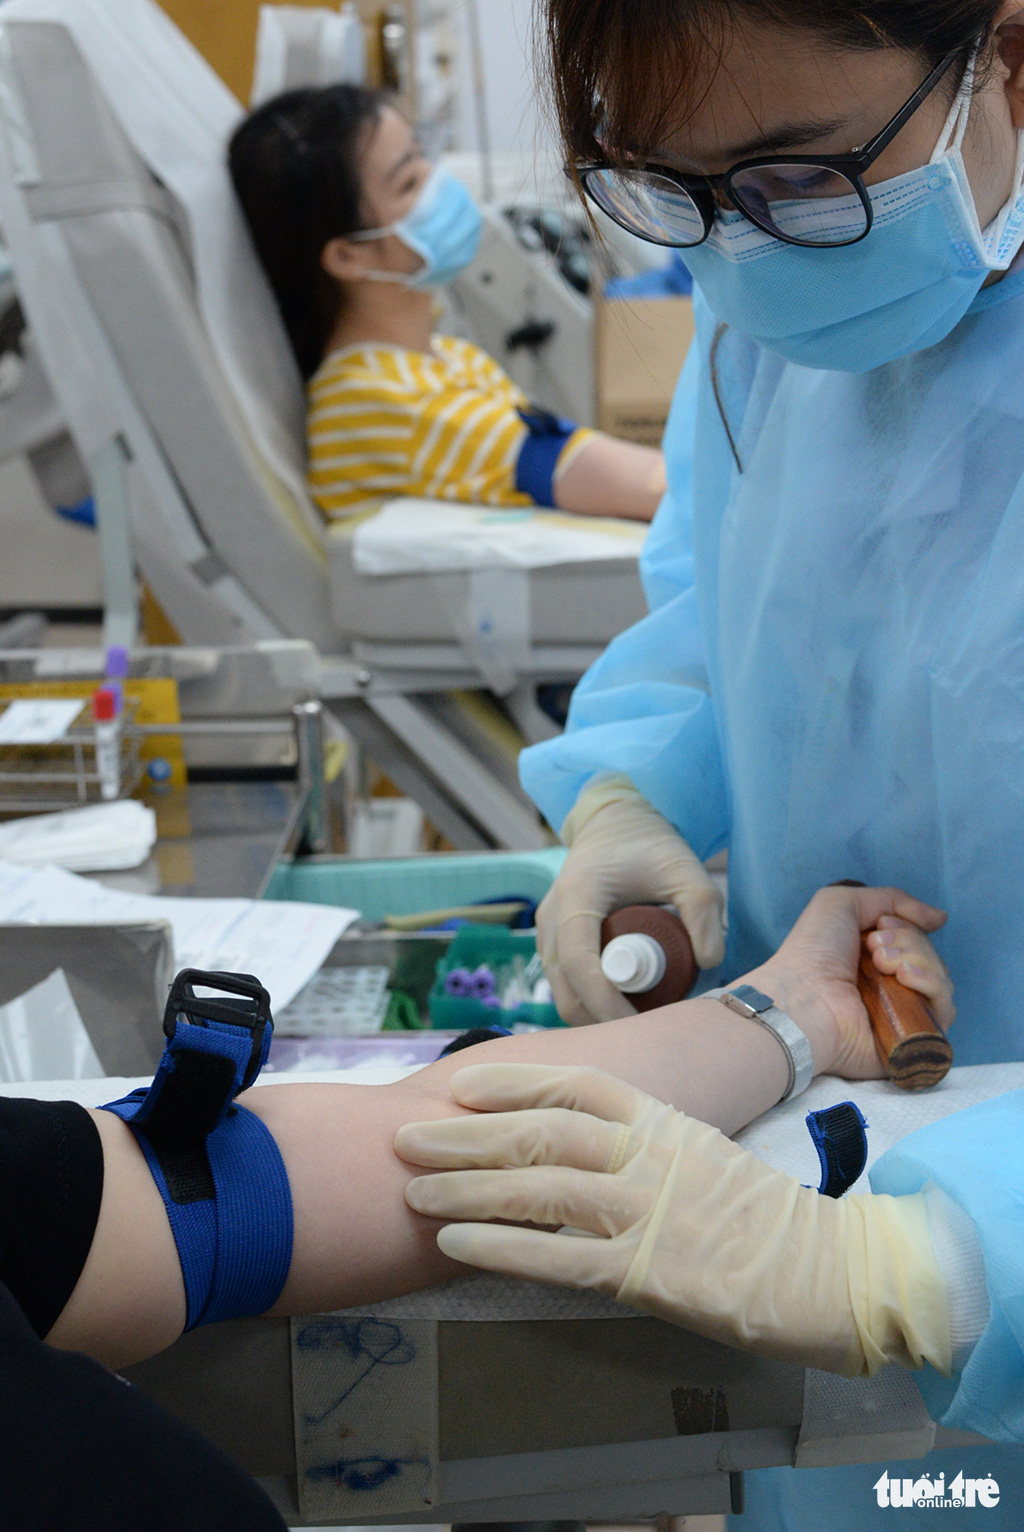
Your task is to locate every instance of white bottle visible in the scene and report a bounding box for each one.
[92,686,121,801]
[600,932,667,994]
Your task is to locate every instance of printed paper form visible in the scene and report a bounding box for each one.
[0,860,358,1013]
[0,698,85,744]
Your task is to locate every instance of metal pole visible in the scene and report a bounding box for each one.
[292,699,329,855]
[466,0,494,202]
[90,434,138,651]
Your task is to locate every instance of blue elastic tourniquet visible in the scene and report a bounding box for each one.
[101,970,293,1331]
[515,407,578,505]
[805,1101,868,1198]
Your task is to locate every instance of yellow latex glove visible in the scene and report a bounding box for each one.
[541,776,725,1025]
[397,1063,951,1378]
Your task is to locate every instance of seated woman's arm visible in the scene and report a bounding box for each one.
[554,432,666,521]
[44,884,950,1370]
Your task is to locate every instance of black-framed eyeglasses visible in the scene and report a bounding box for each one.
[573,47,963,250]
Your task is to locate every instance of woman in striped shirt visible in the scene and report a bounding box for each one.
[229,85,666,522]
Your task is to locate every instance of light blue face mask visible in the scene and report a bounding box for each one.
[351,165,482,287]
[681,60,1024,372]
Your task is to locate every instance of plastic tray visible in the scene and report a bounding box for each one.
[263,847,566,924]
[429,925,564,1031]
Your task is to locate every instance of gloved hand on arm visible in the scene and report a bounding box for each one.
[397,1060,953,1378]
[541,774,725,1024]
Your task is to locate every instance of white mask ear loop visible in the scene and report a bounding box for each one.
[359,269,418,286]
[342,226,422,286]
[348,223,395,242]
[930,47,976,163]
[984,125,1024,263]
[930,42,1024,265]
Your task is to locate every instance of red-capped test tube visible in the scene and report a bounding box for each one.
[92,685,121,801]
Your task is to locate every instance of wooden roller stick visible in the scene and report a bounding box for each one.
[857,938,953,1090]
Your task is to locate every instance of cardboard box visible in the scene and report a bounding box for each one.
[595,295,695,447]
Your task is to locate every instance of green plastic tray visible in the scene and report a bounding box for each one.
[429,925,565,1030]
[263,848,566,924]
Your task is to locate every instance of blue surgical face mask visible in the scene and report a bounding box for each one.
[681,57,1024,372]
[350,166,482,287]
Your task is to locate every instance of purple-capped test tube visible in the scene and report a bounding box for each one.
[467,965,498,1000]
[105,644,129,712]
[444,968,474,998]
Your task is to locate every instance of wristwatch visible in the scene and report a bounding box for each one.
[705,984,815,1102]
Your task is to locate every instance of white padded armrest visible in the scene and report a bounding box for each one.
[350,498,648,575]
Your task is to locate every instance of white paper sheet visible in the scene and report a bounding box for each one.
[0,968,104,1082]
[0,860,357,1012]
[0,697,85,743]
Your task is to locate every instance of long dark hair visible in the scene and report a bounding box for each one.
[229,83,389,379]
[543,0,1003,168]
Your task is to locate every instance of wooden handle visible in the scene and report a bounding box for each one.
[858,938,952,1090]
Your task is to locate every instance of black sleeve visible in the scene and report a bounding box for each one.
[0,1280,286,1532]
[0,1096,104,1337]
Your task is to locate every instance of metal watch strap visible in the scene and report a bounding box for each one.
[704,984,815,1102]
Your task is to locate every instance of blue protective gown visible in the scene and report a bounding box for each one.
[522,269,1024,1064]
[519,269,1024,1523]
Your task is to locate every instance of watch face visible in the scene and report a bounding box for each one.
[727,984,774,1014]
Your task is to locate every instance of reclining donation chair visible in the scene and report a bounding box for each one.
[0,0,648,848]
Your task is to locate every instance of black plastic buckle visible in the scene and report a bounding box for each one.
[163,968,273,1093]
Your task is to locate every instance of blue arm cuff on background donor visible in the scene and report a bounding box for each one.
[514,407,579,505]
[100,969,293,1331]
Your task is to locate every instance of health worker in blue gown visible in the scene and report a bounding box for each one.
[514,0,1024,1525]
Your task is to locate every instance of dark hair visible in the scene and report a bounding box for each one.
[543,0,1003,168]
[229,83,389,379]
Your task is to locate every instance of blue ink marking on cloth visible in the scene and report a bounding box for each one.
[306,1456,428,1493]
[296,1317,417,1427]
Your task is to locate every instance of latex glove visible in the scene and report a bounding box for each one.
[398,1063,951,1378]
[540,776,725,1025]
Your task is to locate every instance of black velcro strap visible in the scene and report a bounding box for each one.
[143,1050,238,1150]
[153,1142,216,1205]
[806,1101,868,1198]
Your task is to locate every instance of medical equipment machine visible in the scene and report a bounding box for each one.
[453,204,597,426]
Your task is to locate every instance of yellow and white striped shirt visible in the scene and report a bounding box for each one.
[306,334,590,518]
